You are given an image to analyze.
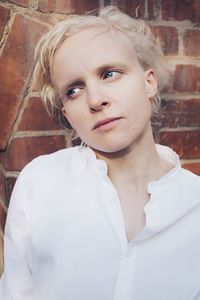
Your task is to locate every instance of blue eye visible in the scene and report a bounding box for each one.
[103,71,119,79]
[66,87,80,99]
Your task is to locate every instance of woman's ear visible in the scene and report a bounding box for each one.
[144,68,158,98]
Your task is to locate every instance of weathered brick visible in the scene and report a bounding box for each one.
[183,29,200,57]
[8,0,29,7]
[172,65,200,93]
[160,130,200,159]
[160,99,200,128]
[38,0,71,13]
[151,26,178,55]
[0,14,47,151]
[38,0,99,13]
[18,97,61,131]
[27,11,64,26]
[182,162,200,175]
[110,0,145,18]
[73,0,99,14]
[162,0,200,22]
[5,135,65,171]
[0,5,10,39]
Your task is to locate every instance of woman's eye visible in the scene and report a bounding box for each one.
[103,71,120,79]
[66,87,80,99]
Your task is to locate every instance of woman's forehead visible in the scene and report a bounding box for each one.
[51,27,142,93]
[53,26,137,68]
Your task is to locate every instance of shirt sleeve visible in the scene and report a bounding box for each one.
[0,171,34,300]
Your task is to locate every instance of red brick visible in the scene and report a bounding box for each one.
[172,65,200,93]
[0,201,7,232]
[162,0,200,22]
[183,29,200,57]
[73,0,99,14]
[0,5,10,39]
[160,130,200,159]
[151,26,178,55]
[182,162,200,175]
[109,0,145,18]
[27,11,65,26]
[160,99,200,128]
[0,14,48,151]
[8,0,29,7]
[5,136,65,171]
[38,0,99,13]
[18,97,61,131]
[38,0,71,13]
[153,65,198,104]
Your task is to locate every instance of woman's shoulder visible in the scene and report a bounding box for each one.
[20,145,89,179]
[180,166,200,188]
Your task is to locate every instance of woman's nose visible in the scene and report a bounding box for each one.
[87,84,110,112]
[90,101,109,112]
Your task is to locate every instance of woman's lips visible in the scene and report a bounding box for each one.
[93,117,122,132]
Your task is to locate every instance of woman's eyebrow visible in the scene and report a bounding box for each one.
[60,79,83,97]
[96,63,128,75]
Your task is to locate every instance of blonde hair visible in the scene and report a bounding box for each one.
[34,5,165,130]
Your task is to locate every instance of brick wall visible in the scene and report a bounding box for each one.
[0,0,200,270]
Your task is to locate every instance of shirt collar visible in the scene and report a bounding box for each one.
[147,144,181,193]
[84,143,181,187]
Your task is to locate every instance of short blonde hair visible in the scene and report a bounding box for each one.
[34,6,165,129]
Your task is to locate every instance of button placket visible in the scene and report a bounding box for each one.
[113,245,137,300]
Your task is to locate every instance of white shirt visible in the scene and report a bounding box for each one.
[0,144,200,300]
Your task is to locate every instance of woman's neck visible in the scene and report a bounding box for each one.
[94,129,171,191]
